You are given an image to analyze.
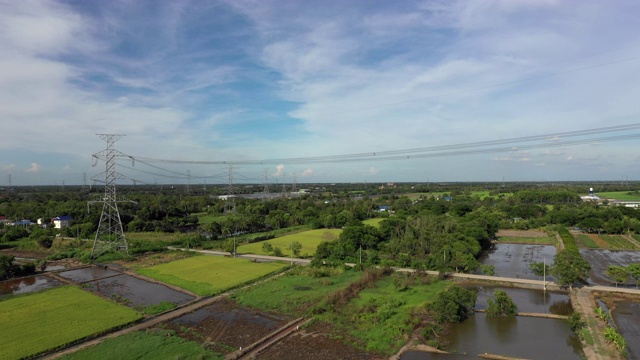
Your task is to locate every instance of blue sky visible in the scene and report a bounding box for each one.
[2,0,640,185]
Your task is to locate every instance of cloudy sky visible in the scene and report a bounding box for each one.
[2,0,640,185]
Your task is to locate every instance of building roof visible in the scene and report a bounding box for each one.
[53,216,73,221]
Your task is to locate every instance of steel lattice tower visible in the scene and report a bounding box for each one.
[89,134,134,258]
[262,169,270,199]
[224,164,236,213]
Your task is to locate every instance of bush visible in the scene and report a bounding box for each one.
[486,290,518,318]
[568,312,585,333]
[430,286,477,323]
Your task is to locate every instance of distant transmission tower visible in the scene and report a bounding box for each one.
[281,173,287,197]
[88,134,135,258]
[224,164,236,213]
[262,169,270,199]
[292,172,297,193]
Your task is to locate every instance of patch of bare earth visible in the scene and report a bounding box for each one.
[257,322,380,360]
[496,230,547,238]
[162,298,292,355]
[585,234,609,248]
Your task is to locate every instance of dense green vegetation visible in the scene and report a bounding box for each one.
[238,229,341,257]
[486,290,518,317]
[0,286,142,360]
[59,330,222,360]
[137,255,289,296]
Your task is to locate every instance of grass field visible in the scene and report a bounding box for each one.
[576,234,600,249]
[237,229,341,257]
[193,212,229,225]
[0,286,141,360]
[233,267,364,315]
[363,218,384,228]
[497,236,557,244]
[593,191,640,201]
[60,330,222,360]
[318,274,449,354]
[137,255,289,296]
[125,232,189,243]
[599,235,638,250]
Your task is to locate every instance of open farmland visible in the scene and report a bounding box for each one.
[362,218,384,228]
[238,229,341,257]
[0,286,141,360]
[594,191,640,201]
[599,235,638,249]
[59,330,222,360]
[233,266,363,315]
[137,255,288,296]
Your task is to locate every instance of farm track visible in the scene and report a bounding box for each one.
[227,317,310,360]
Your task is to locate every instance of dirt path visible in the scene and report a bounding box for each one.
[586,234,609,248]
[570,288,623,360]
[228,318,310,360]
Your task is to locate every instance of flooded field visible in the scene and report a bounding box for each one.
[59,267,195,310]
[59,267,121,282]
[164,299,290,355]
[401,313,581,359]
[0,275,62,298]
[84,274,195,308]
[611,301,640,360]
[478,243,556,280]
[579,249,640,286]
[464,284,572,315]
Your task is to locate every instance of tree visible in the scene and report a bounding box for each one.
[261,242,273,254]
[627,263,640,289]
[529,261,550,277]
[606,265,629,287]
[486,290,518,318]
[430,286,477,323]
[550,250,591,288]
[289,241,302,257]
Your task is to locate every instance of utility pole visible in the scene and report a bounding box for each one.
[88,134,135,258]
[543,257,546,292]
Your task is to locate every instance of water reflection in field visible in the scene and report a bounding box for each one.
[478,244,556,280]
[0,275,62,298]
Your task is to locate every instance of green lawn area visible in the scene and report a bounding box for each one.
[137,255,288,296]
[576,234,600,249]
[497,236,557,245]
[59,330,222,360]
[125,232,188,243]
[0,286,142,360]
[318,274,449,354]
[599,235,638,250]
[237,229,341,257]
[193,212,228,225]
[233,267,363,315]
[594,191,640,201]
[363,218,384,228]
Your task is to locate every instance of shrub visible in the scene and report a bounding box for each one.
[486,290,518,318]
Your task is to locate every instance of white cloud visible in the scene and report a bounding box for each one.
[273,163,285,177]
[301,168,313,177]
[2,164,15,172]
[26,163,41,173]
[367,166,379,176]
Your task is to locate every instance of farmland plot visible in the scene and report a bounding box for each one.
[0,286,141,360]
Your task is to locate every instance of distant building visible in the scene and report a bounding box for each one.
[580,187,601,201]
[12,220,34,227]
[52,216,72,229]
[377,205,391,212]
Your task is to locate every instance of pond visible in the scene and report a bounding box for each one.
[0,275,62,298]
[401,313,581,359]
[579,249,640,286]
[478,243,556,280]
[59,267,122,283]
[465,284,572,315]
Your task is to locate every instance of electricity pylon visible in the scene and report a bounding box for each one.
[89,134,135,258]
[224,164,236,213]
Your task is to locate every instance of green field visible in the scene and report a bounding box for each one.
[233,267,363,315]
[497,236,557,245]
[599,235,638,250]
[576,234,600,249]
[594,191,640,201]
[60,330,222,360]
[193,212,228,225]
[0,286,141,360]
[137,255,289,296]
[318,274,449,354]
[237,229,341,257]
[125,232,188,243]
[362,218,384,228]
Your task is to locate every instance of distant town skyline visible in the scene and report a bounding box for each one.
[2,0,640,185]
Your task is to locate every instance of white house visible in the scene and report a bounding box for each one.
[52,216,72,229]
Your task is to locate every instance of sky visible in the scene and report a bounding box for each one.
[2,0,640,186]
